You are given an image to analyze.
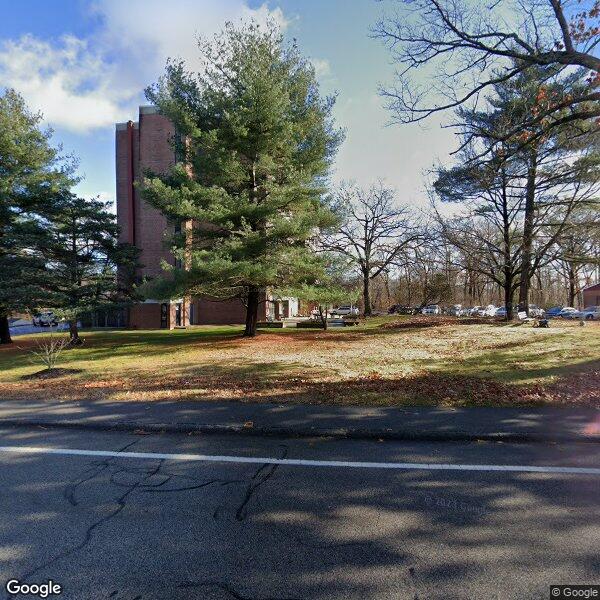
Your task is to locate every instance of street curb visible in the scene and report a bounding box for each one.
[0,418,598,444]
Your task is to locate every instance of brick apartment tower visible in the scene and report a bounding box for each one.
[116,106,264,328]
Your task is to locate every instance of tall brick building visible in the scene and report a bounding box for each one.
[116,106,297,329]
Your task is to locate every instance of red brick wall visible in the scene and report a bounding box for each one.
[583,288,600,307]
[193,298,247,325]
[136,109,176,279]
[129,301,189,329]
[115,122,138,245]
[192,296,267,325]
[129,303,162,329]
[116,108,176,279]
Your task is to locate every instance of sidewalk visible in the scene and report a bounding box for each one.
[0,399,598,443]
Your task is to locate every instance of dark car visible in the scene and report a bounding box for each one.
[388,305,416,315]
[545,306,563,318]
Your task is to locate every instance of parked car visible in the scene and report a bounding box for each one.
[32,311,58,327]
[528,304,545,318]
[330,305,359,317]
[446,304,463,316]
[421,305,441,315]
[581,306,600,320]
[388,305,416,315]
[545,306,563,318]
[558,307,578,319]
[483,305,497,317]
[495,306,507,318]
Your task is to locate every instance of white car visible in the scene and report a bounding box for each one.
[528,304,545,318]
[483,305,497,317]
[558,307,578,319]
[421,305,441,315]
[32,311,58,327]
[330,305,359,317]
[581,306,600,320]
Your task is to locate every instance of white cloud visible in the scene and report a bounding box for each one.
[93,0,288,71]
[311,58,331,78]
[0,35,130,132]
[0,1,287,133]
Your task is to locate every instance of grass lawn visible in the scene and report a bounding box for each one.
[1,316,598,407]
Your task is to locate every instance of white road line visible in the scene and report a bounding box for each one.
[0,445,599,475]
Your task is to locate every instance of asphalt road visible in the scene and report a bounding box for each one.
[8,324,68,337]
[0,426,599,600]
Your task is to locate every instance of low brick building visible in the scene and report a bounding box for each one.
[116,106,296,328]
[583,283,600,308]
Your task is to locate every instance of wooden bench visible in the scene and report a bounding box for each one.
[517,311,549,327]
[517,311,534,324]
[343,318,360,326]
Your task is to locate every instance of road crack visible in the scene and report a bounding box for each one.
[8,442,163,597]
[63,439,138,506]
[235,445,288,522]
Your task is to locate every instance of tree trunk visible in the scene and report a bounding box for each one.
[504,279,514,321]
[383,274,391,307]
[501,167,514,321]
[319,305,328,330]
[363,273,372,317]
[68,319,83,345]
[0,314,12,344]
[518,149,537,313]
[568,263,577,307]
[244,287,260,337]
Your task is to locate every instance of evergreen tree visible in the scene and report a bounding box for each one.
[44,194,139,344]
[0,90,73,344]
[143,21,343,337]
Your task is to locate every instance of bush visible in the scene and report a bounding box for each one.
[29,334,69,370]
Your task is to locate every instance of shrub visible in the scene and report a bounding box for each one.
[29,334,69,370]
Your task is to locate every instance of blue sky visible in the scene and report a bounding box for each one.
[0,0,455,206]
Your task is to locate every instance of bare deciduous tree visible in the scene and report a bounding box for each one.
[374,0,600,143]
[554,206,600,305]
[322,183,422,315]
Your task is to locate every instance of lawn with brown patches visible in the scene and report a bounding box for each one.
[1,317,598,406]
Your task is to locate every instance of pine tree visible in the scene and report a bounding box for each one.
[142,21,343,337]
[44,194,139,344]
[0,90,73,344]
